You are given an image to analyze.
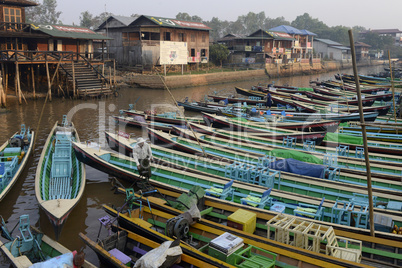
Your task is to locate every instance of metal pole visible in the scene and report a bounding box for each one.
[348,29,375,237]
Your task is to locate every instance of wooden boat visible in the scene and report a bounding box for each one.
[107,130,402,192]
[303,91,376,106]
[313,86,394,102]
[0,214,95,268]
[0,124,34,202]
[290,94,391,116]
[178,100,221,113]
[202,112,340,133]
[147,127,402,183]
[113,115,175,132]
[35,115,86,238]
[111,187,402,267]
[103,201,372,268]
[122,106,205,125]
[313,80,390,93]
[73,140,402,228]
[80,221,218,267]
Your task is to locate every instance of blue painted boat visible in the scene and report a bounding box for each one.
[0,124,34,202]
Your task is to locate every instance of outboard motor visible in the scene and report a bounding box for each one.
[9,137,23,148]
[165,205,201,240]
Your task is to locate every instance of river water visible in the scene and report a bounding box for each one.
[0,65,385,267]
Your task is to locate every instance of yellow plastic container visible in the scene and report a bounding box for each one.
[227,208,256,234]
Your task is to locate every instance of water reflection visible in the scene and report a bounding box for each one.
[0,65,385,267]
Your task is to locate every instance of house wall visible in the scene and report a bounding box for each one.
[327,47,343,61]
[0,4,27,23]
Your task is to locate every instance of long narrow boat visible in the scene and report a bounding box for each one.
[122,107,205,125]
[35,115,86,238]
[0,215,96,268]
[313,80,390,93]
[304,91,376,106]
[0,124,34,202]
[178,100,222,113]
[290,94,391,116]
[147,128,402,188]
[73,141,402,229]
[113,115,175,132]
[80,224,220,267]
[103,201,373,268]
[313,86,394,102]
[111,187,402,267]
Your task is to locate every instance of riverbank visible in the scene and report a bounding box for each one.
[125,60,387,89]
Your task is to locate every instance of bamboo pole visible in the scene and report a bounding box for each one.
[31,64,35,99]
[45,60,52,102]
[388,50,397,124]
[348,29,375,237]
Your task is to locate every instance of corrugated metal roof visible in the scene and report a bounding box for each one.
[315,38,343,46]
[32,24,111,40]
[330,46,350,50]
[138,15,211,30]
[269,25,303,35]
[300,29,317,36]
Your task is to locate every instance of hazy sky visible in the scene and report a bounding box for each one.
[56,0,401,31]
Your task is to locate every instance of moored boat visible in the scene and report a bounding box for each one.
[0,214,95,268]
[0,124,34,202]
[35,115,86,238]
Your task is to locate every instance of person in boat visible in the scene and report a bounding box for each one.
[132,137,153,181]
[265,92,272,109]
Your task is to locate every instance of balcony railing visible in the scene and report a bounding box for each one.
[0,50,107,62]
[0,22,32,33]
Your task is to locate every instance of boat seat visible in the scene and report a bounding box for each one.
[205,179,234,201]
[282,136,296,149]
[49,176,72,200]
[51,158,71,178]
[19,215,33,242]
[303,140,315,151]
[331,200,354,226]
[241,188,272,209]
[109,248,131,265]
[294,197,325,221]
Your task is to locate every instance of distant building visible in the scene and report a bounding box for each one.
[217,29,294,65]
[360,29,402,47]
[96,15,211,69]
[354,42,371,61]
[268,25,316,58]
[314,38,351,61]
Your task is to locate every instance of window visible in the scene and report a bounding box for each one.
[178,33,186,42]
[4,7,21,23]
[191,49,195,57]
[201,49,207,57]
[164,32,171,41]
[191,34,195,42]
[6,38,22,50]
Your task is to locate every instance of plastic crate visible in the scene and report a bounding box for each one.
[227,209,257,234]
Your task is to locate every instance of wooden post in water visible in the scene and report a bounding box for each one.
[1,63,6,106]
[45,60,52,101]
[348,29,375,237]
[113,59,116,86]
[15,62,22,104]
[72,60,76,98]
[31,64,35,99]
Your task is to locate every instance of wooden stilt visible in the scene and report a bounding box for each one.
[113,59,116,86]
[15,62,22,104]
[109,66,112,89]
[72,60,76,98]
[45,60,52,101]
[5,64,8,98]
[1,63,6,106]
[31,64,35,99]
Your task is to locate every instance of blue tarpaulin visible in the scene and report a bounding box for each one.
[269,158,325,178]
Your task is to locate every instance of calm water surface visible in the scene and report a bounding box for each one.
[0,65,384,267]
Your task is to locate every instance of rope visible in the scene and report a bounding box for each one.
[156,72,207,157]
[33,92,50,150]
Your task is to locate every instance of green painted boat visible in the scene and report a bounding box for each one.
[72,141,402,232]
[35,115,86,239]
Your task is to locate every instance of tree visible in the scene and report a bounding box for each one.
[291,13,329,36]
[209,44,229,67]
[92,12,113,30]
[79,11,94,29]
[26,0,62,24]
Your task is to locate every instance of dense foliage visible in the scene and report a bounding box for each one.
[209,44,230,66]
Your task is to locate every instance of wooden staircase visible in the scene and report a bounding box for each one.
[60,62,114,97]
